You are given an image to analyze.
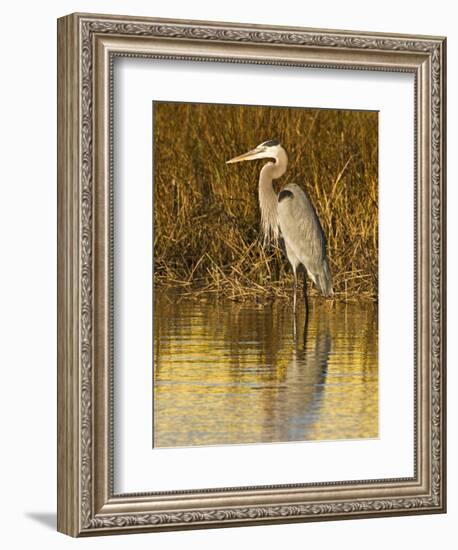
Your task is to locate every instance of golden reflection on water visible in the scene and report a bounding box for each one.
[153,294,378,448]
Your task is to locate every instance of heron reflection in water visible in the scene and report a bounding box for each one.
[227,140,333,318]
[287,308,330,440]
[258,305,331,444]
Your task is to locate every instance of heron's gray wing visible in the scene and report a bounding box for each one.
[277,183,333,297]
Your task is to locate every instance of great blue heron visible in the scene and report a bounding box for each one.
[226,139,333,314]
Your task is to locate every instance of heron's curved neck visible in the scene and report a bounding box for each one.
[258,148,288,245]
[261,148,288,181]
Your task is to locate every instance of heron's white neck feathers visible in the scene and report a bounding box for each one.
[258,148,288,246]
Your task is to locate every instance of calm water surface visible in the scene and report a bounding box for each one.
[153,294,378,447]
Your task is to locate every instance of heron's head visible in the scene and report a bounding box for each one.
[226,139,284,164]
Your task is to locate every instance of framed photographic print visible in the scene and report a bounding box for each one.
[57,13,446,536]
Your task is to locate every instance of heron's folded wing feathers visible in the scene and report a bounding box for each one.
[277,183,333,297]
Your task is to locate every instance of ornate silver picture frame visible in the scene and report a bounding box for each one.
[57,12,446,536]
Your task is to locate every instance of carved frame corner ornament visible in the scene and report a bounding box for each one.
[57,12,446,537]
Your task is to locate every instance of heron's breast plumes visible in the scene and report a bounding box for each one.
[258,173,280,247]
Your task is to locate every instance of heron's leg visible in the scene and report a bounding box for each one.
[303,269,309,321]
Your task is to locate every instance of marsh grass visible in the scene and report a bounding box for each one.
[153,102,378,302]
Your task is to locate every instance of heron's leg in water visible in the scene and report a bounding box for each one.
[302,309,310,349]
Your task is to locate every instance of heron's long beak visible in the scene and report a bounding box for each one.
[226,147,262,164]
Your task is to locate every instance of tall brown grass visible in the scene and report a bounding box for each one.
[153,102,378,301]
